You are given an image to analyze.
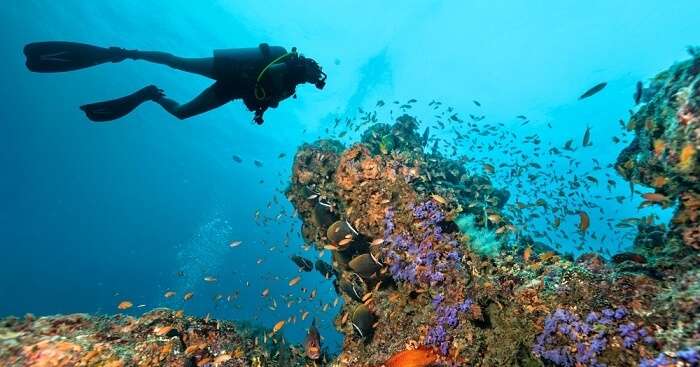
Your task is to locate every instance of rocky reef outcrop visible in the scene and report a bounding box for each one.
[0,309,308,367]
[616,52,700,257]
[286,54,700,365]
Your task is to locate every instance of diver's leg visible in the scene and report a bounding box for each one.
[125,50,216,79]
[154,82,229,120]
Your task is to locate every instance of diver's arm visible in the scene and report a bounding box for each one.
[243,96,268,125]
[253,105,268,125]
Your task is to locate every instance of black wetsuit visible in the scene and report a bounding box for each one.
[212,44,296,123]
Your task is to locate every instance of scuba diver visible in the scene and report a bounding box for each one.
[23,41,326,124]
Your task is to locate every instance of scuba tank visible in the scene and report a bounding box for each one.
[212,43,287,86]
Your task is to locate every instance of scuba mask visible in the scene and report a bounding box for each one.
[287,48,326,89]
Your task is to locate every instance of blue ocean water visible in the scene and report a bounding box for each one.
[1,0,700,355]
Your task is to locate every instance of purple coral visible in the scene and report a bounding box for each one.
[533,307,655,367]
[425,297,473,355]
[382,201,462,287]
[425,325,449,355]
[412,200,445,225]
[382,201,474,356]
[640,347,699,367]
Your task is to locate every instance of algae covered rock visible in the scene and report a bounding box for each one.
[616,52,700,254]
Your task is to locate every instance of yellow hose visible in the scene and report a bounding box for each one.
[255,52,292,100]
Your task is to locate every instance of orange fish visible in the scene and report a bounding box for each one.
[384,347,437,367]
[117,300,133,310]
[651,176,667,188]
[523,246,532,262]
[272,320,285,334]
[679,144,696,171]
[288,276,302,286]
[653,139,666,156]
[578,211,590,233]
[304,319,321,360]
[642,193,670,203]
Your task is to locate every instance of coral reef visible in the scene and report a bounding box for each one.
[0,309,309,366]
[285,54,700,366]
[615,52,700,257]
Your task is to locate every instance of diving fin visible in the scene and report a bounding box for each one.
[80,85,162,122]
[24,41,128,73]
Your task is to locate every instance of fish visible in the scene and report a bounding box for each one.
[376,100,385,107]
[563,139,574,151]
[154,326,175,336]
[651,176,667,188]
[431,194,447,205]
[291,255,314,272]
[288,276,302,286]
[653,139,666,156]
[253,160,263,167]
[164,291,176,299]
[578,211,590,233]
[383,347,437,367]
[272,320,285,334]
[473,100,481,106]
[579,82,607,99]
[523,246,532,262]
[315,259,336,279]
[261,288,270,297]
[338,237,353,248]
[229,240,242,248]
[642,193,671,207]
[634,81,643,104]
[183,292,194,301]
[679,144,696,171]
[582,126,592,147]
[232,155,242,163]
[117,300,133,310]
[304,319,322,360]
[203,276,218,283]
